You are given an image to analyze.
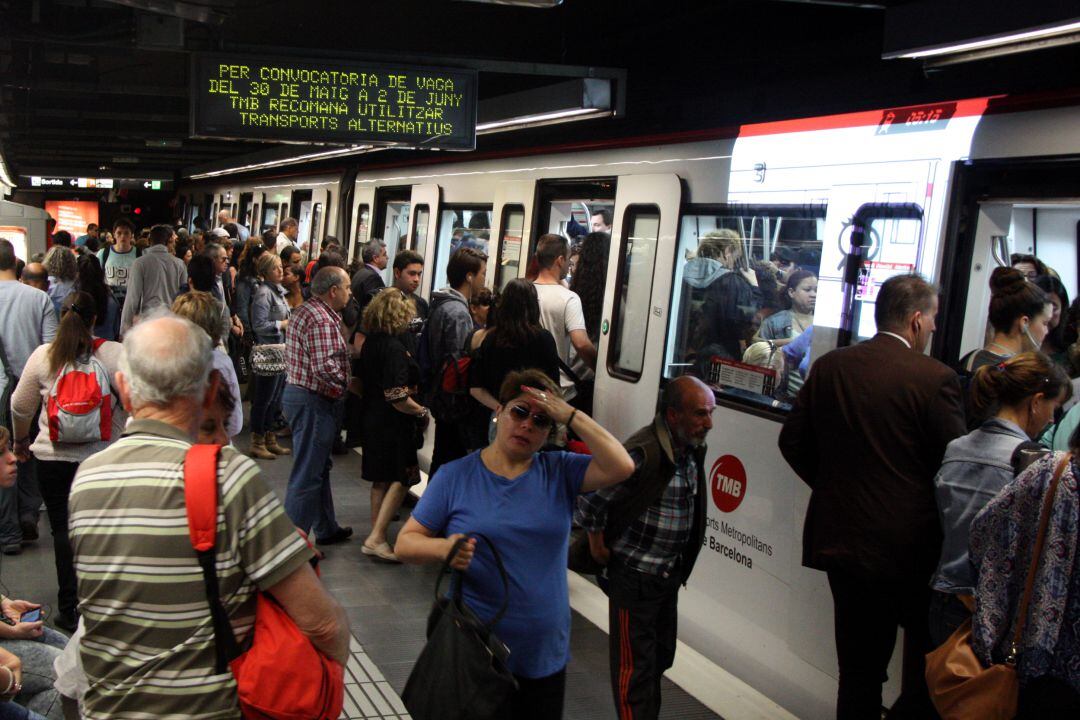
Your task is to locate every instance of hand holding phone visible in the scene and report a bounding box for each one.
[18,609,40,623]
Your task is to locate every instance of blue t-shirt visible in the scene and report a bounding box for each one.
[412,450,591,678]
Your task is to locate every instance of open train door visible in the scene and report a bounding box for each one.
[593,173,682,440]
[490,180,535,290]
[308,187,330,250]
[348,185,376,262]
[409,183,441,291]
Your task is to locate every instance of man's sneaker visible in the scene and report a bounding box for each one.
[1,544,22,556]
[19,518,38,543]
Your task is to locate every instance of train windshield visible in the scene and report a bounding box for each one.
[664,205,825,412]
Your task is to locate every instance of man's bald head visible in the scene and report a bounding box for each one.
[120,313,212,408]
[311,266,351,311]
[661,376,712,413]
[20,262,48,291]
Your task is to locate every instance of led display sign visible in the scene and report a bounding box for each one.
[190,53,478,150]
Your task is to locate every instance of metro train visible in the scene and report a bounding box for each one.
[9,89,1075,718]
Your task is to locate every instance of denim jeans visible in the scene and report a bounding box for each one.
[249,373,285,434]
[4,626,68,720]
[282,385,344,540]
[0,410,42,546]
[927,589,972,648]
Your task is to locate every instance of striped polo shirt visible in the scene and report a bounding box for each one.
[69,419,313,720]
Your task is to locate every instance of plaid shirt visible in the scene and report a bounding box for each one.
[576,444,697,577]
[285,296,349,399]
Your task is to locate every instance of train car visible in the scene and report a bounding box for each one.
[179,89,1080,719]
[0,199,51,261]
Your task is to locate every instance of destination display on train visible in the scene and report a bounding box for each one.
[190,53,478,150]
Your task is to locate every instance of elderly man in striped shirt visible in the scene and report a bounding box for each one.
[281,266,355,546]
[69,313,348,719]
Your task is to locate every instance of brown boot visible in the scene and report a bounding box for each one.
[248,433,276,460]
[265,431,292,456]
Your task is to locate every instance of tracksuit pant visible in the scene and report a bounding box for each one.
[607,559,682,720]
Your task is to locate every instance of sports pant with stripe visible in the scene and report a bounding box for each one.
[607,559,682,720]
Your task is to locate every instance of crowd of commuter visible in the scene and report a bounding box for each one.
[4,207,1080,720]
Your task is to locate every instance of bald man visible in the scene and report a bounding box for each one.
[575,375,715,720]
[20,262,48,292]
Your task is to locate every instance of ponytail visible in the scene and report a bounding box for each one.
[969,351,1071,414]
[47,291,96,374]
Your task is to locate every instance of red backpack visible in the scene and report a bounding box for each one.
[46,338,112,443]
[183,445,345,720]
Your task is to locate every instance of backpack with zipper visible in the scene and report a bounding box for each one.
[46,338,113,443]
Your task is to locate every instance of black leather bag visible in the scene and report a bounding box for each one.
[402,535,518,720]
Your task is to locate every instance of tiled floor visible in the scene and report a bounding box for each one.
[6,431,720,720]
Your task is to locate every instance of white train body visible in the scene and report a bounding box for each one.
[182,93,1080,718]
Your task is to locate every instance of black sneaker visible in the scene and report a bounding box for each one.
[316,526,353,545]
[53,611,78,634]
[19,518,38,543]
[1,544,21,556]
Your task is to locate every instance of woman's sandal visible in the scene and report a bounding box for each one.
[361,541,401,564]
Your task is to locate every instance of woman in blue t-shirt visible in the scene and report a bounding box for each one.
[397,368,635,720]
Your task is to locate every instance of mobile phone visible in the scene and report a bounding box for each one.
[19,609,41,623]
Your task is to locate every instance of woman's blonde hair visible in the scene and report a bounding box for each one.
[697,228,742,261]
[255,252,281,281]
[362,288,415,336]
[171,291,226,342]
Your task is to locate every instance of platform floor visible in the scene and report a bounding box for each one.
[6,429,720,720]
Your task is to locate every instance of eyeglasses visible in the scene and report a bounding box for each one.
[508,404,553,429]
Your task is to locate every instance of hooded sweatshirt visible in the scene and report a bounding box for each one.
[425,287,473,381]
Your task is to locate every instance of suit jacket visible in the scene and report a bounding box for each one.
[350,264,386,318]
[778,333,966,581]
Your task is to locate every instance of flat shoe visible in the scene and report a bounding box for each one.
[316,526,353,545]
[361,541,400,563]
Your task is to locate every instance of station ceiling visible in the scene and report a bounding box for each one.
[1,0,1078,183]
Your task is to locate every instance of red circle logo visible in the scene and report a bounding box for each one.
[710,455,747,513]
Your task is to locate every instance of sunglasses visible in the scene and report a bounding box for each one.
[508,404,553,429]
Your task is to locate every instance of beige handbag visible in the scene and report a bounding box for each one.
[924,453,1071,720]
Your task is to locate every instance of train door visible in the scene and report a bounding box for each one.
[250,193,262,235]
[373,185,411,278]
[261,203,279,234]
[429,204,492,296]
[938,158,1080,368]
[592,174,682,439]
[491,180,535,290]
[309,187,330,246]
[533,178,616,257]
[409,184,440,290]
[238,192,253,231]
[349,185,375,262]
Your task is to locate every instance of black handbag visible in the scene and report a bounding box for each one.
[402,534,519,720]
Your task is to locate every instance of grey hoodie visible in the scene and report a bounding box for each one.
[682,257,729,289]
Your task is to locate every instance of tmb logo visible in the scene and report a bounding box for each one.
[710,455,747,513]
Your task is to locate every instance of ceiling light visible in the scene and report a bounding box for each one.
[885,18,1080,60]
[187,145,379,180]
[477,107,613,134]
[0,151,13,189]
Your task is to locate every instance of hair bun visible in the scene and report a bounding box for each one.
[989,266,1029,296]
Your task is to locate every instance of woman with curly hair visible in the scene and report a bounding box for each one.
[358,289,430,562]
[43,246,76,318]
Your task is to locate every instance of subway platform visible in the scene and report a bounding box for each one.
[5,429,720,720]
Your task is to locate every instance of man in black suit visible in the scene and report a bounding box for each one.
[351,239,388,316]
[779,274,965,720]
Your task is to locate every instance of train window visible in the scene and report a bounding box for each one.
[262,204,278,232]
[495,205,525,290]
[431,206,491,293]
[664,205,826,411]
[608,207,661,381]
[352,204,370,258]
[413,205,430,258]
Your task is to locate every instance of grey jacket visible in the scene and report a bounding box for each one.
[119,245,188,333]
[252,282,289,344]
[425,288,472,383]
[931,417,1028,595]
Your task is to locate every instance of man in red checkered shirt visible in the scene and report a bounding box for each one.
[281,266,355,545]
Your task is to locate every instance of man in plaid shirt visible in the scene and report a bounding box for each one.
[575,376,714,720]
[282,266,354,545]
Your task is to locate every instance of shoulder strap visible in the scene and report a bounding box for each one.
[101,245,110,264]
[183,445,242,671]
[556,356,582,386]
[604,440,669,545]
[1007,452,1071,664]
